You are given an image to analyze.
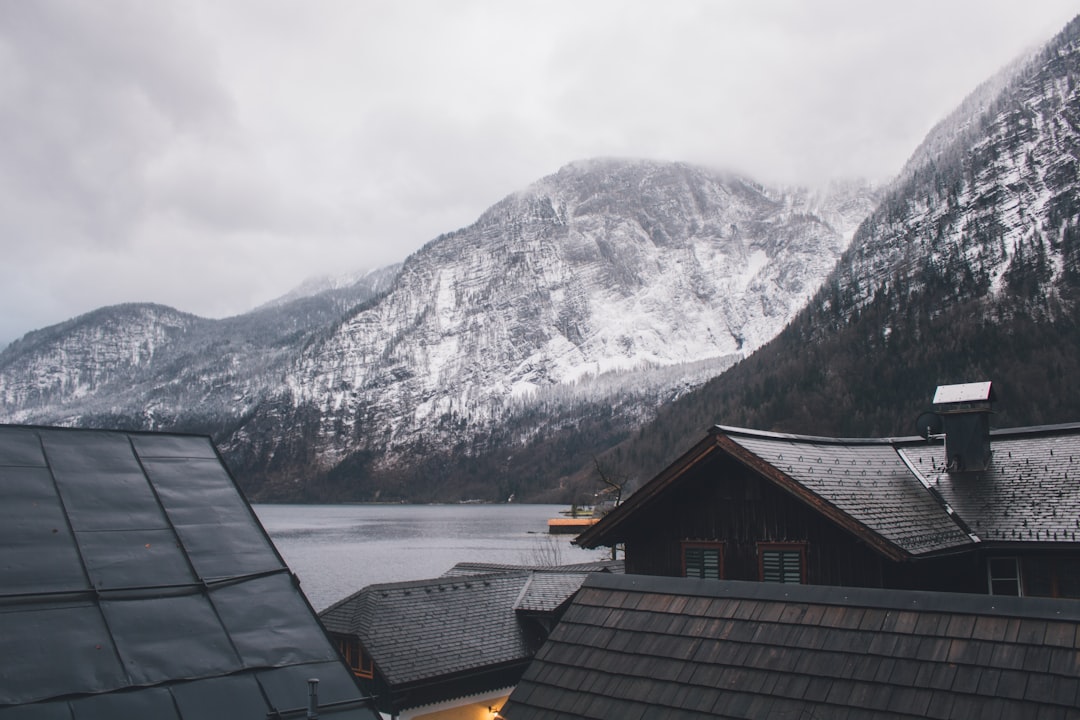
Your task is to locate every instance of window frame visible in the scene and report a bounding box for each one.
[757,542,807,584]
[681,540,725,580]
[987,556,1023,597]
[334,635,374,678]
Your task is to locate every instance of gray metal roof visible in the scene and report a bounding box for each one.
[0,425,376,719]
[502,573,1080,719]
[443,560,623,577]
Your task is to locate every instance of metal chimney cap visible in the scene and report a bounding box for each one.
[933,381,995,405]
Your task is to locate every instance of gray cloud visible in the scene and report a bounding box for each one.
[0,0,1077,347]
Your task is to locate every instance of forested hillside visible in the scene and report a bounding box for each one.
[589,15,1080,497]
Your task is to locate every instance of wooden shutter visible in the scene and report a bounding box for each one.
[682,542,723,579]
[759,544,805,584]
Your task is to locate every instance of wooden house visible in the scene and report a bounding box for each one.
[576,382,1080,598]
[319,561,621,720]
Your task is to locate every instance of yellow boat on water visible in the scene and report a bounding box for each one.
[547,516,600,534]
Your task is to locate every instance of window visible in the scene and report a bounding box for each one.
[1021,557,1080,598]
[758,543,806,584]
[987,557,1022,596]
[334,635,374,678]
[682,542,724,579]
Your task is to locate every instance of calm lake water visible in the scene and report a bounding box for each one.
[253,504,611,610]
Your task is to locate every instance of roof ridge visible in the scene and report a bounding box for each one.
[716,421,1080,447]
[583,573,1080,621]
[511,573,536,611]
[714,424,912,446]
[328,571,534,608]
[895,447,982,544]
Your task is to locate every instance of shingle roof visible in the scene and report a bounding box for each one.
[578,422,1080,558]
[0,425,376,720]
[501,573,1080,720]
[321,572,536,686]
[901,424,1080,545]
[515,573,594,614]
[727,429,973,555]
[320,564,621,689]
[443,560,623,577]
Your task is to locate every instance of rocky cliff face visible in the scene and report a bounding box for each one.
[0,159,877,499]
[829,17,1080,321]
[0,267,399,428]
[235,160,877,493]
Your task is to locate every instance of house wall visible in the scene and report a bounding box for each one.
[399,689,507,720]
[617,450,1080,597]
[621,452,891,587]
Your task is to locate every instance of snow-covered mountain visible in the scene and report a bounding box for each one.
[0,266,400,427]
[832,18,1080,318]
[602,15,1080,485]
[234,160,876,494]
[0,159,876,500]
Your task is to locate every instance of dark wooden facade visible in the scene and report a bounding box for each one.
[580,424,1080,599]
[616,448,998,593]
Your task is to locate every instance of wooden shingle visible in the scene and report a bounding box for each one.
[501,574,1080,720]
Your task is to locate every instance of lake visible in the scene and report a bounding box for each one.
[253,503,611,610]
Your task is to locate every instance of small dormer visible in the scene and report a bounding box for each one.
[933,381,995,473]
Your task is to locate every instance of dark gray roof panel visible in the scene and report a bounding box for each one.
[257,661,368,711]
[0,425,376,719]
[129,433,219,459]
[731,433,971,555]
[0,601,125,705]
[143,457,283,579]
[168,675,269,720]
[45,431,171,532]
[100,593,240,685]
[78,527,195,590]
[0,466,88,594]
[69,686,181,720]
[210,572,339,668]
[0,426,46,467]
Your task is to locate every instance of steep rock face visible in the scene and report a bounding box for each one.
[0,304,198,410]
[0,267,400,427]
[830,17,1080,319]
[266,160,876,475]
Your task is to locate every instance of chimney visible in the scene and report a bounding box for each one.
[933,381,995,473]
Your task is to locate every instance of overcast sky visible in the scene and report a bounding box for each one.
[1,1,1077,347]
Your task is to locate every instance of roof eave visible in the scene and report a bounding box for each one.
[575,431,725,548]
